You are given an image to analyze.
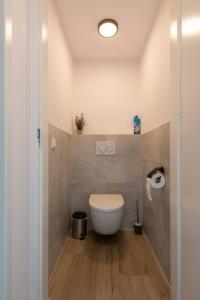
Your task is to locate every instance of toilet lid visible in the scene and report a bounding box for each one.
[89,194,124,212]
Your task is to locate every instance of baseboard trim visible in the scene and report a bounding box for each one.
[143,233,171,291]
[48,231,70,283]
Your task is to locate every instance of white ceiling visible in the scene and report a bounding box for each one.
[54,0,162,61]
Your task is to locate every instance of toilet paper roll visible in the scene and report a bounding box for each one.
[150,172,166,189]
[146,172,166,201]
[146,178,153,201]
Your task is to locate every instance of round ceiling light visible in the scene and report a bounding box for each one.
[98,19,118,38]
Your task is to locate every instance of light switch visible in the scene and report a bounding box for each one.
[51,138,56,150]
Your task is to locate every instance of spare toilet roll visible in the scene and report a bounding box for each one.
[146,172,166,201]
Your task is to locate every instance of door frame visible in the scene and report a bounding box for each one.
[170,0,182,298]
[1,0,48,298]
[0,0,6,299]
[29,0,48,299]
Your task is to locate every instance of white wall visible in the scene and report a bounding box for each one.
[48,0,74,133]
[49,0,170,136]
[140,0,170,134]
[73,61,140,134]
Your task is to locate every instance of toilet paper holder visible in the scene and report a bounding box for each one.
[146,167,165,201]
[147,166,164,179]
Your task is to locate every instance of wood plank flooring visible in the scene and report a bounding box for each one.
[49,231,170,300]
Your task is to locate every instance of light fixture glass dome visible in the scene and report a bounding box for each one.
[98,19,118,38]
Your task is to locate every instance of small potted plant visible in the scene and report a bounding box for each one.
[75,113,85,134]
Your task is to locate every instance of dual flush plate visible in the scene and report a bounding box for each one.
[96,141,116,156]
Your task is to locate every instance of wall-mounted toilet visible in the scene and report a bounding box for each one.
[89,194,124,235]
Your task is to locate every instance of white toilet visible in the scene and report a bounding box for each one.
[89,194,124,235]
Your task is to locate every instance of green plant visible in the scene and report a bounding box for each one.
[75,113,85,131]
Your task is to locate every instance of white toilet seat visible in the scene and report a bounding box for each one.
[89,194,124,212]
[89,194,124,235]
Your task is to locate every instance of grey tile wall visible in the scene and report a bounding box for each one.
[48,124,71,277]
[71,135,142,229]
[142,122,170,281]
[48,125,170,282]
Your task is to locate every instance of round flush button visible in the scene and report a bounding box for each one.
[98,144,106,153]
[107,146,113,153]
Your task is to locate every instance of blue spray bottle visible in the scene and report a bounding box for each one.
[133,115,141,134]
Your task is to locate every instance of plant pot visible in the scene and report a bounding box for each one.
[77,129,83,135]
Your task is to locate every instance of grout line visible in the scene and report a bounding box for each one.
[143,232,171,291]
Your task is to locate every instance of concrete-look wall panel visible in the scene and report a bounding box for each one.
[142,122,170,281]
[48,124,71,277]
[71,135,142,229]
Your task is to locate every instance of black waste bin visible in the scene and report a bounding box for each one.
[72,212,87,240]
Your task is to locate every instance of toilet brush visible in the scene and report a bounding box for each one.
[134,201,143,235]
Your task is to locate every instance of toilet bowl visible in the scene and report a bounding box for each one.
[89,194,124,235]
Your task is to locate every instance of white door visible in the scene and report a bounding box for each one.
[0,0,48,299]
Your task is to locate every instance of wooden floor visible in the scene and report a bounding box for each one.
[49,231,170,300]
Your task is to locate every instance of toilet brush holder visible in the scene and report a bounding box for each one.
[134,200,143,235]
[134,222,143,235]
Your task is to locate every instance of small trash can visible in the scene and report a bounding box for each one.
[72,212,87,240]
